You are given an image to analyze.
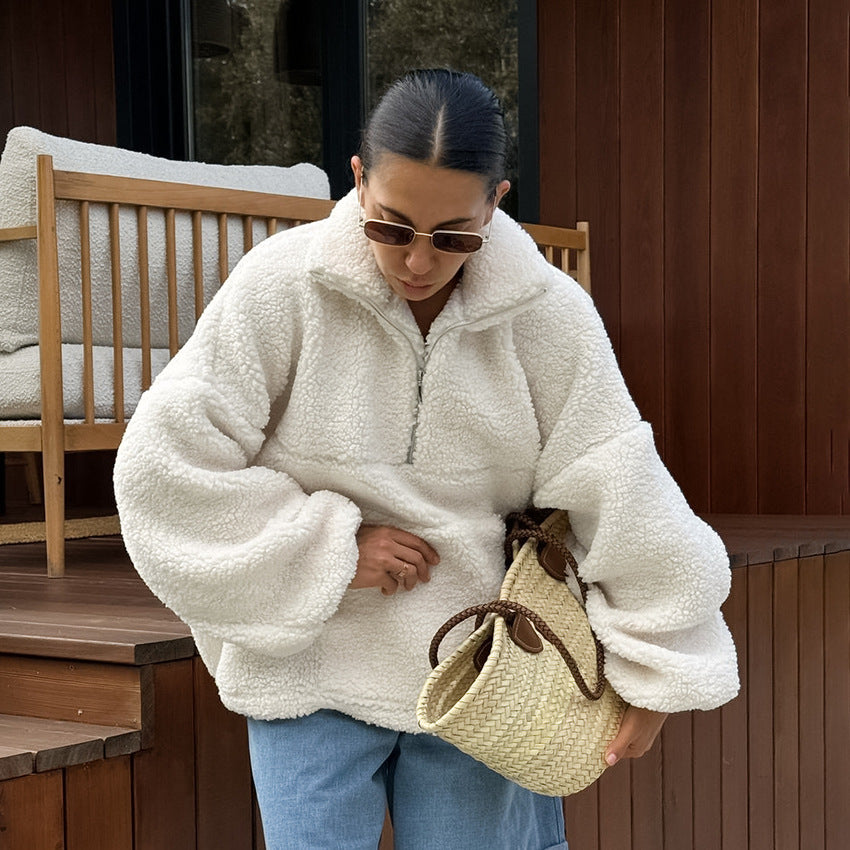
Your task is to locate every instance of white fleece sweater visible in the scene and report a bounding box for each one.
[113,190,739,730]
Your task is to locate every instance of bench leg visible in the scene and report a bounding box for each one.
[42,445,66,577]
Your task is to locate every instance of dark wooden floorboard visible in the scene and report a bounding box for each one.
[0,536,193,664]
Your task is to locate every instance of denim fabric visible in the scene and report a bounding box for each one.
[248,710,569,850]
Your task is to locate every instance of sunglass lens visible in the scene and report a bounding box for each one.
[363,220,414,246]
[432,232,483,253]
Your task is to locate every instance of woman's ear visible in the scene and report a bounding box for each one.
[351,156,364,193]
[484,179,511,223]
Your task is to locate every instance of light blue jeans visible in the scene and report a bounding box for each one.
[248,709,568,850]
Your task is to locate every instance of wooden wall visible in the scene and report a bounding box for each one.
[0,0,119,516]
[0,0,116,147]
[564,546,850,850]
[538,0,850,516]
[0,657,266,850]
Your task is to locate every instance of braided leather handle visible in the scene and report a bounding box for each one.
[428,598,607,701]
[504,511,589,605]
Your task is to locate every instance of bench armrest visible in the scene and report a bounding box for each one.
[0,225,37,242]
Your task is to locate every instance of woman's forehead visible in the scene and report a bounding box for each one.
[363,155,490,227]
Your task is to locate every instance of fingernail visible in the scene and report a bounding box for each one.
[606,753,618,766]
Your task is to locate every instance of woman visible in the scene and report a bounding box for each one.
[114,70,739,849]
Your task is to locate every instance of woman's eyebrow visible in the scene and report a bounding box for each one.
[376,203,473,230]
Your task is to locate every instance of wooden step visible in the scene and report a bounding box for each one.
[0,714,139,780]
[0,655,152,740]
[0,537,194,665]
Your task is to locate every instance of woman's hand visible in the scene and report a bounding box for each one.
[604,705,668,766]
[351,525,440,595]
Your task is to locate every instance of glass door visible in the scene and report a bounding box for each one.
[187,0,528,213]
[190,0,324,169]
[364,0,520,215]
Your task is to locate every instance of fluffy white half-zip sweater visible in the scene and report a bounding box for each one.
[114,190,739,730]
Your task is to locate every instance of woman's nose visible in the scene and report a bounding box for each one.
[404,234,436,275]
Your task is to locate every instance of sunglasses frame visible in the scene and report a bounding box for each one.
[359,216,492,254]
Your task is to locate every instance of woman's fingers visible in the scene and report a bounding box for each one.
[390,529,440,567]
[392,558,423,591]
[354,525,440,594]
[395,542,435,585]
[604,705,668,766]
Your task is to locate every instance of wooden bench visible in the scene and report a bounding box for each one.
[0,154,590,577]
[0,155,337,575]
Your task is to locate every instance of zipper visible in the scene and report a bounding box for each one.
[334,294,426,463]
[312,272,547,465]
[408,365,425,463]
[343,298,478,464]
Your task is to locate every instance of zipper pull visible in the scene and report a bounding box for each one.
[407,365,425,464]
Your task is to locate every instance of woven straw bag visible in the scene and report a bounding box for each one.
[416,509,626,796]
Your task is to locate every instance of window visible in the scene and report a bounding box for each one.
[183,0,535,216]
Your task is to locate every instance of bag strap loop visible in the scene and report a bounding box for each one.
[428,599,607,701]
[504,511,589,605]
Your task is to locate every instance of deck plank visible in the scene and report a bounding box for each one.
[0,536,193,664]
[0,714,139,771]
[0,743,35,780]
[704,515,850,566]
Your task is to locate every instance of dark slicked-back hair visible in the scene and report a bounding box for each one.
[359,69,508,195]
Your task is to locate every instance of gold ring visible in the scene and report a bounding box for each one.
[394,563,411,580]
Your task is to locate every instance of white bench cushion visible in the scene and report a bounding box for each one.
[0,127,330,353]
[0,344,172,420]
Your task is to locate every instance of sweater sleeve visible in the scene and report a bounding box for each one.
[113,241,362,660]
[515,276,740,713]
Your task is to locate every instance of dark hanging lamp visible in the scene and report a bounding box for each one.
[274,0,322,85]
[193,0,233,58]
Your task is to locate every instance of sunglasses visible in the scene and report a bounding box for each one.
[359,218,491,254]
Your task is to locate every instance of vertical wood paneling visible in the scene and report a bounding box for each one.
[537,0,576,226]
[562,549,848,849]
[254,792,268,850]
[747,562,775,846]
[662,0,712,512]
[720,567,749,849]
[773,559,801,849]
[65,756,133,850]
[629,744,663,849]
[798,555,825,849]
[574,0,621,344]
[0,770,64,847]
[90,0,117,144]
[709,0,760,512]
[806,0,850,514]
[691,708,722,850]
[660,711,694,849]
[194,657,254,850]
[0,0,116,147]
[540,0,849,515]
[133,660,197,849]
[7,3,41,130]
[37,1,69,137]
[597,758,632,850]
[64,0,100,144]
[617,0,666,437]
[562,775,600,849]
[756,0,808,513]
[824,551,850,847]
[0,3,14,138]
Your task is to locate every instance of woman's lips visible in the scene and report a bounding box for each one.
[400,279,432,294]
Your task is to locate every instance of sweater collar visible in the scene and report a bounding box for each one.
[306,189,551,331]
